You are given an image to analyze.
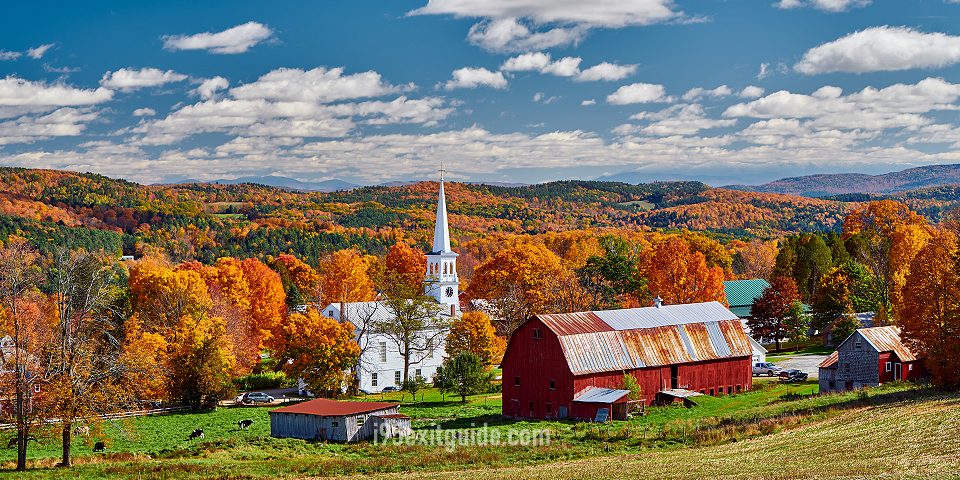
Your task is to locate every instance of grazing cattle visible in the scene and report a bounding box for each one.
[188,429,204,440]
[93,441,106,452]
[74,425,90,436]
[237,419,254,430]
[6,436,35,449]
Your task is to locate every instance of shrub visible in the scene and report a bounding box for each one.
[233,371,294,391]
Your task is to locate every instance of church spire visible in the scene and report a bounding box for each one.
[431,177,452,254]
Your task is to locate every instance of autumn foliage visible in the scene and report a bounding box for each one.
[642,237,727,306]
[446,310,506,366]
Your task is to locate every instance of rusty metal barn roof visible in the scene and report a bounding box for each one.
[856,326,918,362]
[536,302,752,375]
[819,351,839,369]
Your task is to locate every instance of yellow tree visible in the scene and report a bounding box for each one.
[843,200,930,318]
[129,258,212,332]
[270,254,322,308]
[446,310,507,366]
[643,237,727,305]
[120,315,169,401]
[278,308,361,395]
[240,258,287,349]
[318,249,377,306]
[897,228,960,390]
[167,313,237,410]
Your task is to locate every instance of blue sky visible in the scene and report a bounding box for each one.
[3,0,960,186]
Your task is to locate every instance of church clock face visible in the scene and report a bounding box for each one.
[445,286,455,298]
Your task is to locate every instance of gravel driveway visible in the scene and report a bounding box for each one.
[776,355,828,379]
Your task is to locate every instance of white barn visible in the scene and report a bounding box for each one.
[322,179,460,393]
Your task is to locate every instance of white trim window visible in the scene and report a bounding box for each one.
[394,371,402,385]
[371,372,378,387]
[885,362,892,372]
[379,342,387,363]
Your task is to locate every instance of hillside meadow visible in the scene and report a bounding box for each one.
[1,382,951,479]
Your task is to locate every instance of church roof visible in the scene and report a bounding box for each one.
[431,181,452,254]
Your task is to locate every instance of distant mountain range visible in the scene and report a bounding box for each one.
[189,176,359,192]
[724,165,960,197]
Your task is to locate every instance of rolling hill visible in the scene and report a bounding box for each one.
[726,164,960,197]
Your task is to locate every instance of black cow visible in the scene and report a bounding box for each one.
[6,436,35,449]
[188,429,204,440]
[93,441,106,453]
[237,419,254,430]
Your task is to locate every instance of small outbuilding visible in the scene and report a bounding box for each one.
[819,326,926,393]
[269,399,410,442]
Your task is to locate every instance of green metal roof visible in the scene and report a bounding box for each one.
[723,279,771,309]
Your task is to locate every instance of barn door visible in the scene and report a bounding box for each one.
[894,363,902,381]
[670,365,679,389]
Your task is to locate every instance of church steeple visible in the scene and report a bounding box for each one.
[425,173,459,311]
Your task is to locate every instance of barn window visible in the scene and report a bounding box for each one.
[379,342,387,363]
[549,379,556,390]
[514,376,521,387]
[909,364,914,371]
[394,371,402,385]
[885,362,892,372]
[546,402,553,414]
[533,328,542,339]
[855,341,862,350]
[371,373,378,387]
[829,381,835,389]
[736,385,742,393]
[709,388,715,396]
[844,363,850,372]
[332,421,339,428]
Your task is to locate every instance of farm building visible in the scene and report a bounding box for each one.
[501,301,754,421]
[270,399,410,442]
[819,326,926,393]
[722,279,770,363]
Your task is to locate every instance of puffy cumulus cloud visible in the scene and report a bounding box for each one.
[195,76,229,100]
[26,43,54,59]
[614,103,736,136]
[0,77,113,115]
[0,108,98,145]
[575,62,637,82]
[132,66,452,145]
[774,0,869,12]
[162,21,274,54]
[581,99,597,106]
[100,68,188,91]
[0,51,22,61]
[795,26,960,75]
[681,85,731,101]
[738,86,765,98]
[231,67,407,102]
[501,52,635,81]
[412,1,682,52]
[442,67,508,90]
[132,108,156,117]
[723,78,960,131]
[607,82,672,104]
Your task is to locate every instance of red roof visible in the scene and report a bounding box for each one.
[270,398,398,416]
[819,351,839,368]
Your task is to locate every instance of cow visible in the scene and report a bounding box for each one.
[188,429,204,440]
[74,425,90,436]
[6,436,35,449]
[93,441,106,452]
[237,419,254,430]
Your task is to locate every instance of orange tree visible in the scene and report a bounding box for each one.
[642,237,726,305]
[276,308,360,395]
[318,249,377,306]
[385,241,427,289]
[897,229,960,390]
[269,254,322,309]
[446,310,506,366]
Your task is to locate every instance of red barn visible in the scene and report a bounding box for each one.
[501,301,753,421]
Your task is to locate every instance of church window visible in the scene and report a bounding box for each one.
[395,371,402,385]
[371,373,378,387]
[379,342,387,363]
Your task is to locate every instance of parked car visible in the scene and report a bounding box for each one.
[380,386,399,393]
[244,392,275,404]
[753,362,783,376]
[779,369,809,382]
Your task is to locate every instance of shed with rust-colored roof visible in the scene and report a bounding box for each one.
[270,399,404,442]
[819,326,926,393]
[502,301,753,421]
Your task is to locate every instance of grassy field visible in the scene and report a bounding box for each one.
[1,382,952,479]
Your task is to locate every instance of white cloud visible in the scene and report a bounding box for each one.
[133,108,156,117]
[0,108,98,145]
[0,77,113,110]
[774,0,869,12]
[196,76,229,100]
[757,62,770,79]
[607,83,672,104]
[681,85,731,101]
[162,21,274,54]
[442,67,508,90]
[26,44,54,59]
[795,26,960,75]
[231,67,406,102]
[575,62,637,82]
[501,52,552,71]
[615,103,736,136]
[100,68,188,91]
[541,56,582,77]
[0,51,21,61]
[581,99,597,106]
[739,86,765,98]
[413,1,682,52]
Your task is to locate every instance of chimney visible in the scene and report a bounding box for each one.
[339,301,345,321]
[450,304,456,317]
[653,296,663,308]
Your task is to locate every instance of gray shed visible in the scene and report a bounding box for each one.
[269,399,405,442]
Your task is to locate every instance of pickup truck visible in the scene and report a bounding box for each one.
[753,362,783,376]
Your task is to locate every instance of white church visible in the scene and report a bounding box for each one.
[322,179,460,393]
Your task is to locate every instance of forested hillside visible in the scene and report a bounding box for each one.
[1,167,959,265]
